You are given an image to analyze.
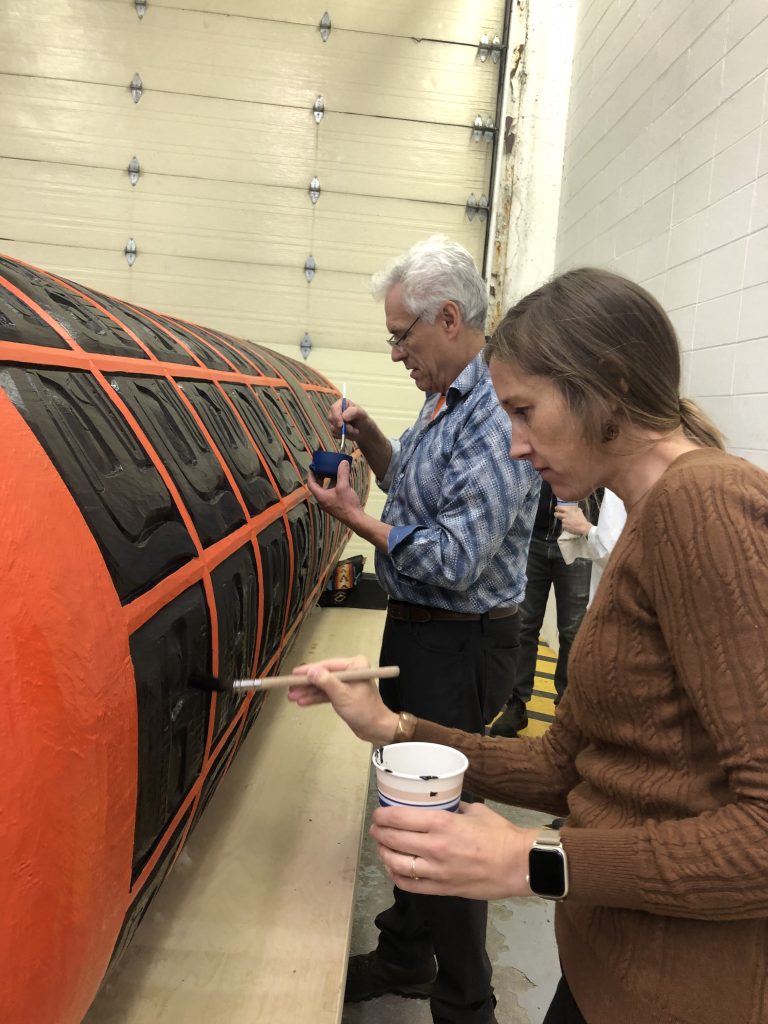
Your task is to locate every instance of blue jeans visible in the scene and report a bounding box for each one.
[515,538,590,702]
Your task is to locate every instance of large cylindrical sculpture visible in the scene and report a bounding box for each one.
[0,253,369,1024]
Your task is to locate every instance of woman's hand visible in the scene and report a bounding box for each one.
[370,802,539,901]
[287,655,399,746]
[554,503,592,536]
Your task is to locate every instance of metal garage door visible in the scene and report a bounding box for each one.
[0,0,508,562]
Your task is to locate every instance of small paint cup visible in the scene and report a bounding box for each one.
[310,449,353,483]
[372,742,468,812]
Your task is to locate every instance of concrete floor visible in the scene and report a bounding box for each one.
[341,772,561,1024]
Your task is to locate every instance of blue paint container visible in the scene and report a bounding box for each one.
[310,450,353,482]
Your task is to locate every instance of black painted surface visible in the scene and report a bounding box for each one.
[256,519,290,672]
[0,259,152,358]
[286,502,313,625]
[111,374,247,546]
[148,313,232,371]
[222,383,303,495]
[0,366,198,602]
[231,343,281,378]
[211,544,259,742]
[257,388,312,478]
[188,325,261,375]
[278,385,324,452]
[188,727,242,835]
[109,807,192,969]
[0,279,70,348]
[178,379,279,517]
[129,584,211,882]
[74,286,199,365]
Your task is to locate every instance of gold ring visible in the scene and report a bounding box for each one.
[410,856,419,881]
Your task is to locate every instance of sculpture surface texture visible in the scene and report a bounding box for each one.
[0,253,368,1023]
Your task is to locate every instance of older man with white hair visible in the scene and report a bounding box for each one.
[308,236,539,1024]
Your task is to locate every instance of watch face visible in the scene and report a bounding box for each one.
[529,847,567,899]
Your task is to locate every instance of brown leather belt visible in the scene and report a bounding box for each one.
[387,600,518,623]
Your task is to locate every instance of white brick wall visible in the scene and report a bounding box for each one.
[556,0,768,468]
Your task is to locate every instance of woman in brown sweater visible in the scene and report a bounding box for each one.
[289,269,768,1024]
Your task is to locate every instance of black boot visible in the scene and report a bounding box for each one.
[344,950,436,1002]
[489,695,528,737]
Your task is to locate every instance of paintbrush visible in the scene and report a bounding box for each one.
[340,383,347,452]
[189,664,400,693]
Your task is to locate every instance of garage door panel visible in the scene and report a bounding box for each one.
[1,77,493,206]
[318,113,494,205]
[0,160,316,266]
[1,2,498,124]
[0,160,486,277]
[151,0,506,44]
[305,193,487,275]
[0,76,318,192]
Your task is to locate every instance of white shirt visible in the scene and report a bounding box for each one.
[585,489,627,605]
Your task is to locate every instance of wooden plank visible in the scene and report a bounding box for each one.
[0,76,494,205]
[0,1,500,125]
[82,605,385,1024]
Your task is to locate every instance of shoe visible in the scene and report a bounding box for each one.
[344,949,437,1002]
[489,695,528,737]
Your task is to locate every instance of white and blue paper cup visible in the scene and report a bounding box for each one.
[372,742,468,812]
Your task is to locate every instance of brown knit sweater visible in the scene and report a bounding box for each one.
[408,449,768,1024]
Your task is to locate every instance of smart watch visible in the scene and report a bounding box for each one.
[527,828,569,900]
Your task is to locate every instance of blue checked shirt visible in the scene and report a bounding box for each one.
[375,352,540,613]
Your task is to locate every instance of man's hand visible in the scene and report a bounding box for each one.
[306,459,364,528]
[306,459,393,553]
[327,397,392,481]
[328,397,371,443]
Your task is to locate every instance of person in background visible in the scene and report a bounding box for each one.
[306,236,539,1024]
[291,267,768,1024]
[555,489,627,606]
[489,480,598,737]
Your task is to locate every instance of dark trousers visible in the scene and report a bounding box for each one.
[515,538,590,702]
[543,974,588,1023]
[375,612,518,1024]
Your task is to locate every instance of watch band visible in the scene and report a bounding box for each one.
[534,827,563,848]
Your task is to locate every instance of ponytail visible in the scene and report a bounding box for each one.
[679,398,725,451]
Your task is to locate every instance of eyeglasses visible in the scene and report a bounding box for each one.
[385,314,421,350]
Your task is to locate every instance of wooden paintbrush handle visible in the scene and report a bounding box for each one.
[233,665,400,691]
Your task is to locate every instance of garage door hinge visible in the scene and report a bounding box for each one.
[135,0,147,18]
[309,177,321,204]
[319,12,332,42]
[313,96,325,123]
[130,72,143,103]
[300,332,313,359]
[478,35,503,64]
[304,256,317,282]
[466,194,489,222]
[128,156,141,187]
[124,239,138,267]
[472,115,496,143]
